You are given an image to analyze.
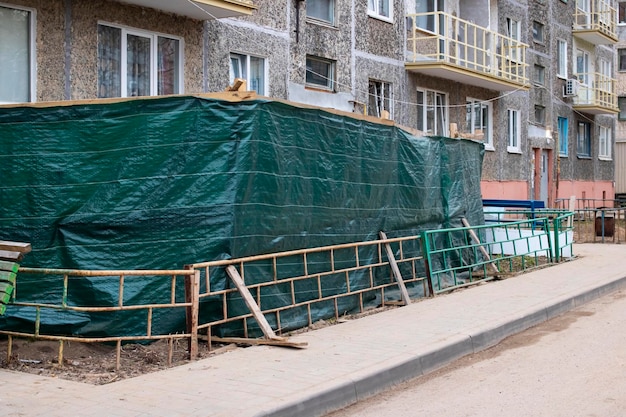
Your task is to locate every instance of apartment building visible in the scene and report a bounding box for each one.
[0,0,618,206]
[616,0,626,199]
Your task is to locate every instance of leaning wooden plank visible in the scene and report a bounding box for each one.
[0,241,31,254]
[211,336,307,349]
[0,250,23,262]
[379,231,411,305]
[0,261,19,273]
[226,265,280,340]
[461,217,500,276]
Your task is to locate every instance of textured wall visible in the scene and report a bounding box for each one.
[204,16,290,97]
[5,0,66,102]
[69,0,204,99]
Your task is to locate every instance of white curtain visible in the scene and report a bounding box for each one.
[0,6,31,103]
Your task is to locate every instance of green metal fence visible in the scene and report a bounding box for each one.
[421,211,574,294]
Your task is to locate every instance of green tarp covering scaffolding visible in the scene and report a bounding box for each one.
[0,95,484,337]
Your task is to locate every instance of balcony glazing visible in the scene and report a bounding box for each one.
[573,0,617,44]
[406,12,529,91]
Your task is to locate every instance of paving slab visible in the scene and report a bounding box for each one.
[2,244,626,417]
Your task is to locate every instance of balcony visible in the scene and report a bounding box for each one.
[571,72,618,115]
[573,0,617,44]
[117,0,256,20]
[406,12,529,91]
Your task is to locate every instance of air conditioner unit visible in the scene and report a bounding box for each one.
[563,79,579,97]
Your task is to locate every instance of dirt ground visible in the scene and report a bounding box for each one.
[0,306,395,385]
[0,337,202,385]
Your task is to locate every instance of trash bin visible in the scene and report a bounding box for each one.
[595,209,615,237]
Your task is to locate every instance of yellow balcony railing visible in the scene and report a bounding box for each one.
[406,12,529,91]
[573,0,617,44]
[572,72,618,114]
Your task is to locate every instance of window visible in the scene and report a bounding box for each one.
[415,0,443,32]
[558,117,569,156]
[619,97,626,120]
[620,2,626,24]
[368,80,393,119]
[417,88,448,136]
[230,53,266,95]
[577,0,590,13]
[620,49,626,71]
[506,18,521,62]
[507,109,520,152]
[599,126,611,159]
[98,23,182,98]
[307,0,334,24]
[576,49,589,85]
[557,40,567,78]
[577,121,591,157]
[0,5,35,103]
[532,21,544,43]
[368,0,392,21]
[305,56,335,90]
[466,99,493,149]
[534,65,545,85]
[534,105,545,125]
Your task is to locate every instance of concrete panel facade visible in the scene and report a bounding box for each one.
[1,0,618,205]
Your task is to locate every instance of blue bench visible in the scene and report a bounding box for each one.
[482,199,546,225]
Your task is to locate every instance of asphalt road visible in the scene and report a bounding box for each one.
[326,290,626,417]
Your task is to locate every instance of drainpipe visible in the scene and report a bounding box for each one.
[295,0,305,43]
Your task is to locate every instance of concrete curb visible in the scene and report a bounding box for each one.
[258,274,626,417]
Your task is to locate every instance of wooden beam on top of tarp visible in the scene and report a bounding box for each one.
[379,231,411,306]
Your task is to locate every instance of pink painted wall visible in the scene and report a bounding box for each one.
[556,180,615,206]
[481,179,615,208]
[480,181,529,200]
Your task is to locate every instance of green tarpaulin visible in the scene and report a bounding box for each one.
[0,96,484,337]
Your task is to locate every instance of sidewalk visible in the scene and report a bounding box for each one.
[2,243,626,417]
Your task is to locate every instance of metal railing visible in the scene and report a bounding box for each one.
[1,215,578,366]
[186,235,428,348]
[422,211,574,294]
[573,0,617,42]
[406,11,529,86]
[1,268,194,369]
[573,72,618,112]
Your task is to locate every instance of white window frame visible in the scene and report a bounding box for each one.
[229,52,267,95]
[415,0,444,33]
[599,126,612,160]
[305,55,335,91]
[557,39,568,79]
[507,109,521,153]
[576,48,590,86]
[98,22,184,98]
[306,0,335,25]
[506,18,522,62]
[367,0,393,23]
[619,1,626,25]
[368,79,393,119]
[417,88,448,137]
[466,98,493,150]
[0,3,36,104]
